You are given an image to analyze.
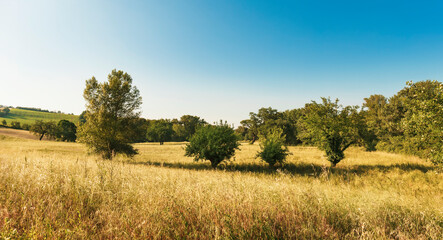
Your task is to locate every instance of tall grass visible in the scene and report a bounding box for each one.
[0,136,441,239]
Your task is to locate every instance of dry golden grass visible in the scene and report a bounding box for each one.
[0,135,442,239]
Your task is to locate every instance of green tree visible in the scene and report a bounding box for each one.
[77,69,142,159]
[146,119,174,145]
[179,115,206,140]
[400,80,443,165]
[30,120,57,140]
[56,120,77,142]
[256,128,290,167]
[241,107,300,145]
[79,110,87,125]
[185,122,240,168]
[10,121,21,129]
[22,123,31,130]
[0,107,10,117]
[299,98,359,167]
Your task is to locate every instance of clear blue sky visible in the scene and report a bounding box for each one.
[1,0,443,126]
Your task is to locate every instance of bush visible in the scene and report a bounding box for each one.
[22,124,31,130]
[10,121,21,129]
[1,120,6,126]
[256,129,290,167]
[185,122,240,168]
[56,120,77,142]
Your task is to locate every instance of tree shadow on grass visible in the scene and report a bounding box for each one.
[129,160,437,178]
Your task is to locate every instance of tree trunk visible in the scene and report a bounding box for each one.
[331,162,337,167]
[39,133,44,141]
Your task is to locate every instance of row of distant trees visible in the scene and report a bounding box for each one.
[235,80,442,166]
[4,69,440,167]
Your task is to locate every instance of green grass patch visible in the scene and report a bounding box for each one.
[0,108,79,126]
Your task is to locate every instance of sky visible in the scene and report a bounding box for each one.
[1,0,443,126]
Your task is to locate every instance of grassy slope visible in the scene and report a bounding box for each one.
[0,108,79,125]
[0,136,441,239]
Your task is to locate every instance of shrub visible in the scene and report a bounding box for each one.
[10,121,21,129]
[1,120,6,126]
[185,122,240,168]
[256,128,290,167]
[22,123,31,130]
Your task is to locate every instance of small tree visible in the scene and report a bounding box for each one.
[1,120,6,126]
[0,107,10,117]
[299,98,359,167]
[185,122,240,168]
[10,121,21,129]
[147,119,174,145]
[77,69,142,159]
[256,128,290,167]
[56,120,77,142]
[30,120,57,140]
[22,123,31,130]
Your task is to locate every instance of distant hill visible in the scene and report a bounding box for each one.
[0,108,79,126]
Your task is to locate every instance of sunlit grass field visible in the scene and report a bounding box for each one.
[0,108,79,125]
[0,135,441,239]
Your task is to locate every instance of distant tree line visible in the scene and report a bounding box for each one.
[237,80,442,166]
[15,106,74,115]
[4,71,441,167]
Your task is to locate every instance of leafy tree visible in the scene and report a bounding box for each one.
[355,111,378,151]
[79,110,87,125]
[30,120,57,140]
[234,125,249,140]
[146,119,174,145]
[10,121,21,129]
[299,98,359,167]
[56,120,77,142]
[179,115,206,140]
[22,123,31,130]
[0,107,10,117]
[240,117,259,144]
[125,117,148,143]
[400,80,443,165]
[1,120,6,126]
[185,122,240,168]
[77,69,142,159]
[241,107,301,145]
[172,120,186,141]
[256,128,290,167]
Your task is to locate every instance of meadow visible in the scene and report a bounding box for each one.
[0,135,441,239]
[0,108,79,126]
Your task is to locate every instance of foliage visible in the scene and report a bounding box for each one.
[0,107,10,117]
[299,98,359,167]
[256,128,290,167]
[77,69,142,159]
[241,107,301,145]
[400,80,443,165]
[178,115,206,141]
[79,110,87,125]
[355,111,378,151]
[30,120,58,140]
[146,119,174,145]
[185,122,240,168]
[56,120,77,142]
[1,120,6,126]
[10,121,21,129]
